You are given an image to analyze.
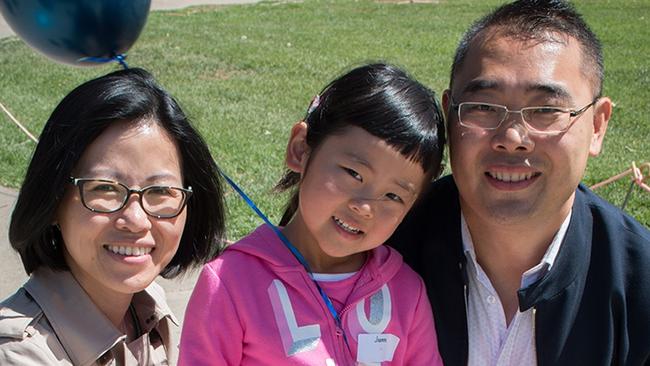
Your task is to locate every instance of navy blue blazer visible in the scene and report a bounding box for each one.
[389,175,650,366]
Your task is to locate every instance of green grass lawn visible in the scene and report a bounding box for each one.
[1,0,648,238]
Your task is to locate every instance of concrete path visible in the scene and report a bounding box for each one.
[0,187,24,299]
[0,0,257,360]
[0,0,258,38]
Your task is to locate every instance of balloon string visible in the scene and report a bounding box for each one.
[78,54,129,69]
[0,101,39,143]
[115,54,129,69]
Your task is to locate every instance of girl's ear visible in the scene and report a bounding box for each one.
[285,121,310,173]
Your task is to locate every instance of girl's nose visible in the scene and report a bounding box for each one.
[348,198,374,219]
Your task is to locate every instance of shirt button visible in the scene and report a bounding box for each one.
[486,295,496,304]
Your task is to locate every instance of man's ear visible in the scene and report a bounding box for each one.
[589,97,613,156]
[442,89,452,122]
[285,121,310,173]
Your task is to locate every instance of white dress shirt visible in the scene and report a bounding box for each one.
[461,212,571,366]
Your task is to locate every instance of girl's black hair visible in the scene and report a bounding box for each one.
[9,67,226,278]
[276,63,445,226]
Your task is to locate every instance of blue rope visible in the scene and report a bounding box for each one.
[220,170,345,330]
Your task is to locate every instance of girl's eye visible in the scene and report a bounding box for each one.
[385,192,404,203]
[343,167,362,182]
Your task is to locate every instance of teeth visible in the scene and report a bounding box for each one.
[489,171,534,182]
[106,245,152,256]
[333,217,361,234]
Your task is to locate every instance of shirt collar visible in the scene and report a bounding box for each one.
[24,268,177,365]
[460,211,572,289]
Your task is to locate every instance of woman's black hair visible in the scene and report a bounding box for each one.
[9,67,226,278]
[276,63,445,226]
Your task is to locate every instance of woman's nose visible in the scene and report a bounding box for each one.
[115,194,152,232]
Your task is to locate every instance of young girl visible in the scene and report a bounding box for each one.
[179,63,445,365]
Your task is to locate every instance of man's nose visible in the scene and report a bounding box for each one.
[491,111,535,152]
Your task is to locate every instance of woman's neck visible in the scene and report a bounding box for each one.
[66,263,134,329]
[84,283,133,328]
[119,304,141,342]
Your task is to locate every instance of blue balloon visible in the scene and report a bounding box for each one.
[0,0,151,67]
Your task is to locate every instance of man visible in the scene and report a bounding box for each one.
[389,1,650,365]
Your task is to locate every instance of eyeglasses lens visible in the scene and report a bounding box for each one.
[80,181,186,217]
[459,103,570,133]
[142,187,186,217]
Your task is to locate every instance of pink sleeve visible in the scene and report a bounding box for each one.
[178,263,243,366]
[404,276,444,366]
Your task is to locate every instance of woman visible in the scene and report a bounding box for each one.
[0,68,225,365]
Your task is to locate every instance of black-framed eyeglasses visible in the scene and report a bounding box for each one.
[451,98,598,134]
[69,177,192,219]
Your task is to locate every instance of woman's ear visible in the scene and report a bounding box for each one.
[285,121,310,173]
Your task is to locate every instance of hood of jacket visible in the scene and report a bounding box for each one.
[226,224,406,299]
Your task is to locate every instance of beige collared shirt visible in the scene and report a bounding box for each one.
[0,268,178,365]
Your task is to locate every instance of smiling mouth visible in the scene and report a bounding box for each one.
[104,245,153,256]
[333,217,363,235]
[486,171,541,183]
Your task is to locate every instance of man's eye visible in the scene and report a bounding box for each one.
[343,167,362,182]
[532,107,563,114]
[385,193,403,203]
[477,104,495,111]
[468,103,497,112]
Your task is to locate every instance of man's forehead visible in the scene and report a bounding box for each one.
[453,31,587,100]
[478,26,571,48]
[469,27,572,61]
[452,27,599,98]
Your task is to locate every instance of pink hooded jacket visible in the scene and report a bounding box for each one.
[179,225,443,365]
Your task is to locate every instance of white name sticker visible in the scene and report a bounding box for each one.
[356,333,400,363]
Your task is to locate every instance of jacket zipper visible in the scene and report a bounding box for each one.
[337,304,357,365]
[336,286,387,366]
[316,289,366,366]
